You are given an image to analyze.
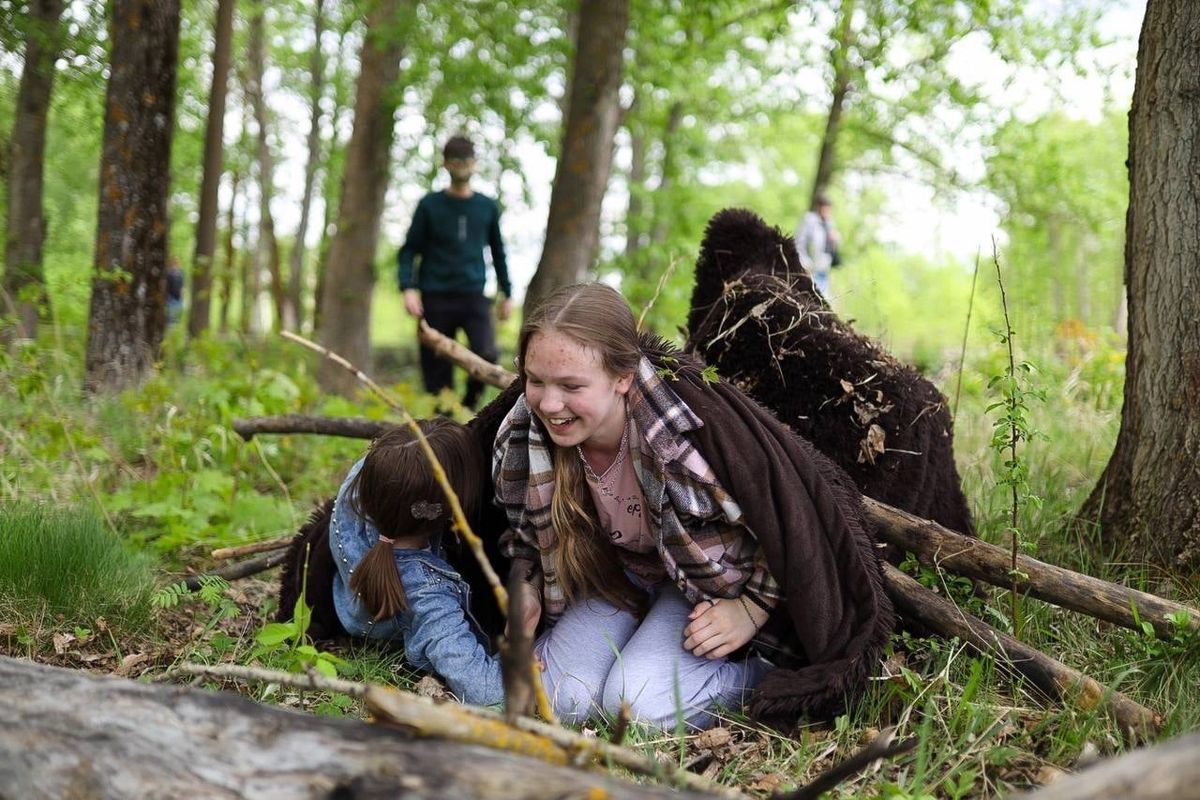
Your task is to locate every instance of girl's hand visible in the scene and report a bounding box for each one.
[682,596,768,660]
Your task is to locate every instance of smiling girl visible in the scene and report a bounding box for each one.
[493,283,781,730]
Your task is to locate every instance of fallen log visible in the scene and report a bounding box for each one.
[0,656,714,800]
[867,497,1200,640]
[418,319,518,391]
[883,563,1161,738]
[1012,731,1200,799]
[232,413,391,441]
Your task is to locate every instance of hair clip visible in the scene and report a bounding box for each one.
[411,500,443,520]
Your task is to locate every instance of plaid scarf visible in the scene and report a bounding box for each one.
[493,356,780,621]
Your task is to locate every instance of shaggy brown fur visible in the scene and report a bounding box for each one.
[687,208,974,538]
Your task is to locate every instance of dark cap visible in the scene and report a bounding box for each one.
[443,136,475,161]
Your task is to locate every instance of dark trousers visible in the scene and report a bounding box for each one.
[419,291,498,409]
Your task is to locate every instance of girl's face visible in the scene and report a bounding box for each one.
[523,330,633,451]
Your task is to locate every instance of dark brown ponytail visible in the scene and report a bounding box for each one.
[348,418,483,621]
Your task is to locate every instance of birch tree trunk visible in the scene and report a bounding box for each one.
[83,0,181,394]
[186,0,235,339]
[1078,0,1200,569]
[524,0,629,313]
[2,0,65,343]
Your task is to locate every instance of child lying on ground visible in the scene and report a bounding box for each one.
[329,418,503,706]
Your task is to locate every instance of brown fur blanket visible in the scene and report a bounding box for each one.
[687,208,975,537]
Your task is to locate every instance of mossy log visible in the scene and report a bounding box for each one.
[866,497,1200,639]
[0,656,711,800]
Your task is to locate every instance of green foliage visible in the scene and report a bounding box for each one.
[0,502,156,629]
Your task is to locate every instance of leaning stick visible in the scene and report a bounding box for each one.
[157,662,743,799]
[417,319,517,389]
[867,498,1200,640]
[279,330,555,725]
[211,535,294,561]
[883,564,1161,738]
[232,414,392,441]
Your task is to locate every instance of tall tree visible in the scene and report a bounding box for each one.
[83,0,181,393]
[286,0,327,333]
[2,0,65,342]
[1078,0,1200,569]
[524,0,629,312]
[316,0,410,395]
[246,0,285,331]
[187,0,235,339]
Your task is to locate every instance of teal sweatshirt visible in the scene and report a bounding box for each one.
[396,190,512,297]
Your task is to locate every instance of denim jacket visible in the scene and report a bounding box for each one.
[329,458,504,706]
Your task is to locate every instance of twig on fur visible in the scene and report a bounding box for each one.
[156,662,743,798]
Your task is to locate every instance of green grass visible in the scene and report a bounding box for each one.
[0,503,157,630]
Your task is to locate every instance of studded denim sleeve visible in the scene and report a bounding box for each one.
[402,570,505,707]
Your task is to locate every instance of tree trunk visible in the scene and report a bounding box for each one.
[624,97,646,260]
[524,0,629,313]
[186,0,235,340]
[216,166,241,334]
[809,0,855,209]
[1078,0,1200,569]
[286,0,327,334]
[0,657,705,800]
[2,0,65,343]
[649,101,684,246]
[247,0,286,331]
[316,0,410,395]
[83,0,181,394]
[312,17,352,334]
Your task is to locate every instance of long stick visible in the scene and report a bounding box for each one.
[866,497,1200,640]
[417,319,517,390]
[182,550,290,590]
[232,414,391,441]
[883,564,1161,738]
[157,662,743,798]
[279,330,555,724]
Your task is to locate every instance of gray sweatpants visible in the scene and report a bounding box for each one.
[534,583,769,730]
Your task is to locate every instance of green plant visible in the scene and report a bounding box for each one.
[0,502,156,629]
[984,253,1045,639]
[252,556,345,678]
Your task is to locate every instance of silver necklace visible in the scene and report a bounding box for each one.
[577,423,630,484]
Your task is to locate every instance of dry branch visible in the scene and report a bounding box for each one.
[883,564,1161,738]
[1013,731,1200,800]
[418,319,517,390]
[0,656,712,800]
[211,535,294,560]
[867,497,1200,640]
[232,413,392,441]
[182,549,289,590]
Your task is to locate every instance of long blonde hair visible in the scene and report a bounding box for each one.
[520,284,644,614]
